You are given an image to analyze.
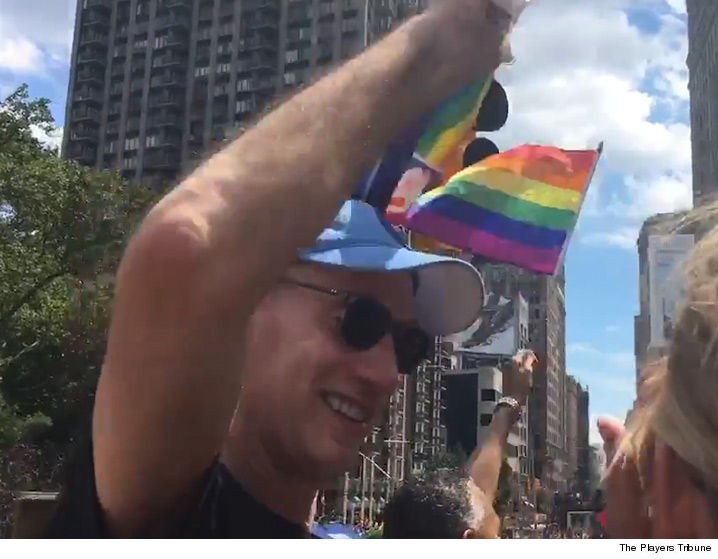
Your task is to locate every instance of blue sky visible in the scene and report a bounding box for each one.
[0,0,692,443]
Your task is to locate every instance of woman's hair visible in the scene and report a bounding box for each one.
[622,203,718,493]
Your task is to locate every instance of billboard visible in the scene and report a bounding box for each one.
[446,292,526,357]
[647,234,694,348]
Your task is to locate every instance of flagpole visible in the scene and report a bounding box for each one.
[552,141,604,277]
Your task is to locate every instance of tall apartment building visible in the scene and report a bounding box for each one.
[63,0,427,188]
[687,1,718,205]
[564,375,589,493]
[565,375,578,483]
[576,383,590,496]
[522,269,568,492]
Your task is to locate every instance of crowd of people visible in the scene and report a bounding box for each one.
[23,0,718,539]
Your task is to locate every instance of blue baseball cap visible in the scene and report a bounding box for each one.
[298,200,485,336]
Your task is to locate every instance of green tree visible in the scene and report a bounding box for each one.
[0,84,158,535]
[421,445,468,475]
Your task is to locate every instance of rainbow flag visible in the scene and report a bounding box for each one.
[406,144,603,275]
[415,79,493,177]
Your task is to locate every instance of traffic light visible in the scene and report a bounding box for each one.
[462,79,509,167]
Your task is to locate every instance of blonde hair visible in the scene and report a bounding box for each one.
[623,201,718,490]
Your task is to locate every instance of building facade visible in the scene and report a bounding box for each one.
[634,213,698,386]
[687,0,718,205]
[565,376,578,483]
[519,269,568,492]
[63,0,427,188]
[468,262,568,491]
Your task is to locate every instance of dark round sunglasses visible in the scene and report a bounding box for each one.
[282,279,431,375]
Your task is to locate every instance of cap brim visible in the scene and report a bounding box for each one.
[299,245,485,336]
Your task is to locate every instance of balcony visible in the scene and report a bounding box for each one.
[69,125,98,141]
[242,0,280,13]
[71,107,101,122]
[125,118,141,133]
[84,0,110,9]
[237,35,277,52]
[144,149,181,169]
[149,93,182,108]
[76,67,104,84]
[236,53,277,73]
[155,13,190,29]
[77,48,106,66]
[105,121,119,136]
[152,54,185,68]
[236,76,275,93]
[158,0,192,9]
[74,89,103,105]
[81,10,109,28]
[66,144,97,164]
[150,71,185,89]
[79,31,108,46]
[110,63,126,77]
[146,132,182,149]
[244,15,279,32]
[147,111,182,129]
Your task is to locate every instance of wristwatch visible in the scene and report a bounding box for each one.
[494,396,521,424]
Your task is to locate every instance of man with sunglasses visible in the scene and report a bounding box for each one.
[46,0,518,538]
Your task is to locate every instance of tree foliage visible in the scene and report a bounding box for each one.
[0,84,158,534]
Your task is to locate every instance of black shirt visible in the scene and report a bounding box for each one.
[44,441,309,538]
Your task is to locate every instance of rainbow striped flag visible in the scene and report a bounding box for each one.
[352,79,494,210]
[406,144,603,275]
[415,79,493,178]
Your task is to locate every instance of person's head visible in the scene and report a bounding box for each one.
[622,218,718,537]
[382,470,498,538]
[233,200,485,483]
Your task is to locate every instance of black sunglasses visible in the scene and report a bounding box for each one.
[282,279,430,375]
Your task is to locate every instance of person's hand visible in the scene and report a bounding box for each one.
[501,349,536,406]
[425,0,519,76]
[598,417,651,539]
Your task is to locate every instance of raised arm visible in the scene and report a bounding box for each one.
[92,1,513,535]
[467,350,536,535]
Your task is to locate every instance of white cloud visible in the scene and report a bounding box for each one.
[492,0,691,247]
[0,37,44,74]
[0,0,75,74]
[31,125,63,153]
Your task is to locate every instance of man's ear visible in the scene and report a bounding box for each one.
[462,528,477,539]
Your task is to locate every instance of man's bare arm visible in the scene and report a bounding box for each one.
[93,1,512,534]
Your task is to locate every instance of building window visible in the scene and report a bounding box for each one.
[481,389,500,402]
[480,414,493,427]
[124,136,140,151]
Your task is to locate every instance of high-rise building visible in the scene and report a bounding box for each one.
[687,0,718,205]
[634,212,698,386]
[521,270,568,492]
[564,375,589,494]
[62,0,428,188]
[576,383,590,496]
[565,375,578,483]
